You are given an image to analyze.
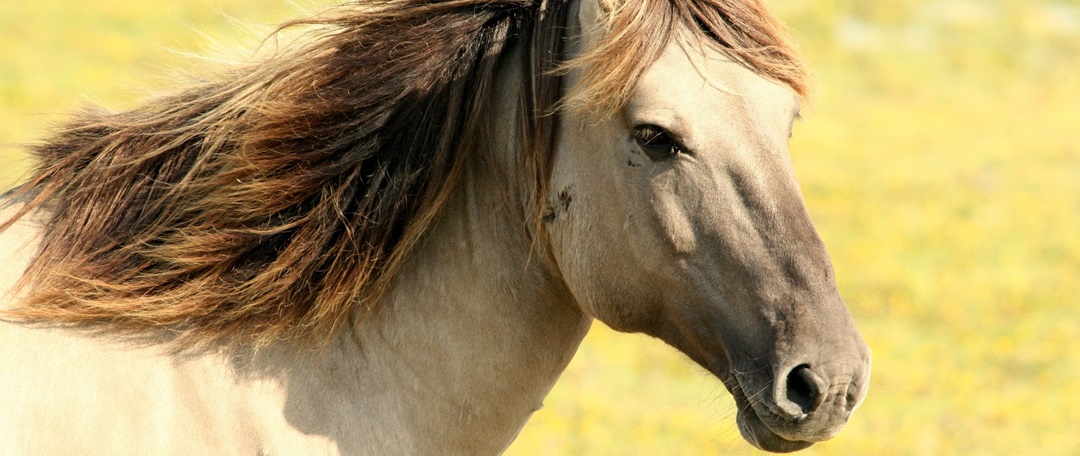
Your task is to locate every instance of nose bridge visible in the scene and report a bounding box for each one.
[722,149,835,296]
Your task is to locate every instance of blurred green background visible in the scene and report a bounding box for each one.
[2,0,1079,454]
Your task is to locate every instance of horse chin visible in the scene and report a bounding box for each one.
[735,410,814,453]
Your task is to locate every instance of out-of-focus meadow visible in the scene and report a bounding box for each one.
[2,0,1078,454]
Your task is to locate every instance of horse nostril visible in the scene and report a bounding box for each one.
[785,364,825,415]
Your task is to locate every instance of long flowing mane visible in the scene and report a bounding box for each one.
[1,0,808,350]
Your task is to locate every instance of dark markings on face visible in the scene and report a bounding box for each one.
[543,185,576,223]
[558,186,574,213]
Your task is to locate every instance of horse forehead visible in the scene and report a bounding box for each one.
[631,38,798,132]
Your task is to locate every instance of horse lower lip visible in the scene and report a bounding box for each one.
[736,413,814,453]
[725,372,815,453]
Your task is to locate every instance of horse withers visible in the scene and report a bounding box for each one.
[0,0,869,453]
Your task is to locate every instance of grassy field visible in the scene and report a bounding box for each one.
[3,0,1079,454]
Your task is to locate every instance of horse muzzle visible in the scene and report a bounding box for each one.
[724,352,872,453]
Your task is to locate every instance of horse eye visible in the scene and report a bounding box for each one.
[632,125,681,161]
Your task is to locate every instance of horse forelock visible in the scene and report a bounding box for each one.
[3,0,807,351]
[561,0,811,117]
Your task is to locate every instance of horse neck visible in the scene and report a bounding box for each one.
[337,43,591,453]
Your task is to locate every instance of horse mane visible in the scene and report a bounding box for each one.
[1,0,808,350]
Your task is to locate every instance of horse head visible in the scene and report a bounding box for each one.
[545,0,871,451]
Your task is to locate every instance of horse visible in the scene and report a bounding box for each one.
[0,0,870,453]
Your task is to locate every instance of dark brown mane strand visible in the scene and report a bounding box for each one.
[1,0,808,350]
